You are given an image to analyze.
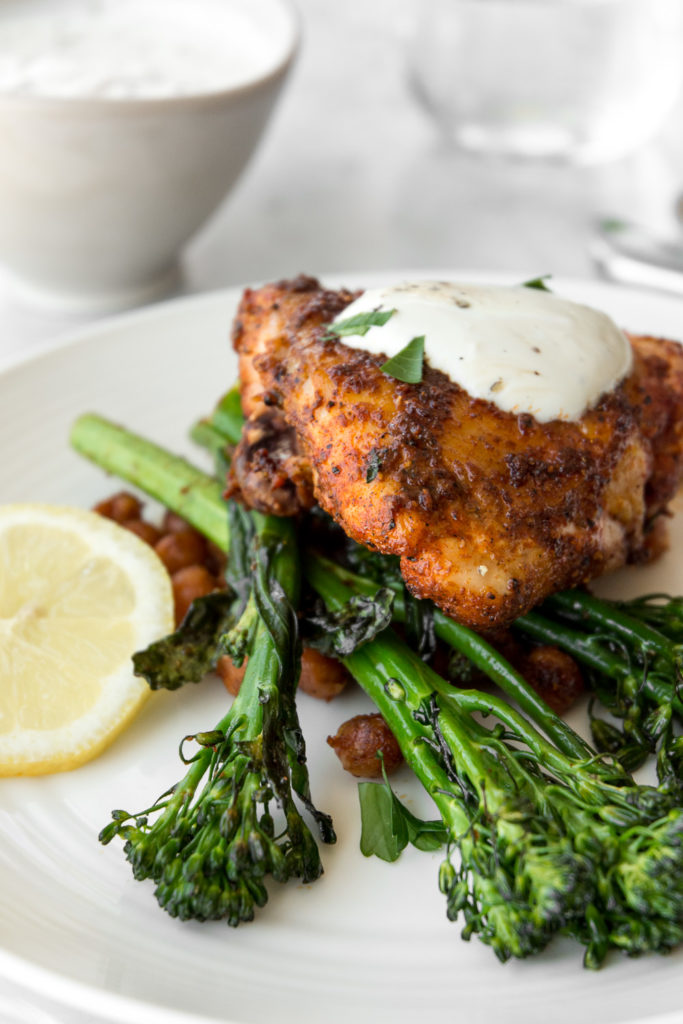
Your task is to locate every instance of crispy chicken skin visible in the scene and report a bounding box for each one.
[229,275,683,630]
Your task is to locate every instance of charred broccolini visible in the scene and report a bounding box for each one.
[98,489,335,925]
[71,410,683,965]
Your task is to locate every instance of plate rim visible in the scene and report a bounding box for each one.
[2,267,680,377]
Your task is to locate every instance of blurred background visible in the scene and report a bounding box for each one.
[1,0,683,364]
[182,0,683,285]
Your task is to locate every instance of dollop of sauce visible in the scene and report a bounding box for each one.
[0,0,279,100]
[333,281,633,422]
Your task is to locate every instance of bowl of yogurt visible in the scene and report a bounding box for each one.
[0,0,298,310]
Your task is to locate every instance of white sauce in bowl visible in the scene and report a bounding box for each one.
[334,281,633,423]
[0,0,286,100]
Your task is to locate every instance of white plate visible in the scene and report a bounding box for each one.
[2,275,683,1024]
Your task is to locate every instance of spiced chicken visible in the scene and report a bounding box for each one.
[228,275,683,630]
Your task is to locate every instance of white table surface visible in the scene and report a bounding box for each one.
[3,1,683,1020]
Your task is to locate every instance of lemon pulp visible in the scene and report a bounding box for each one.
[0,504,174,775]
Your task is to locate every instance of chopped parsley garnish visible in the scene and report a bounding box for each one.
[326,306,424,384]
[325,308,396,339]
[521,275,553,292]
[380,335,424,384]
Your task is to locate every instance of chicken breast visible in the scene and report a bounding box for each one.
[228,275,683,630]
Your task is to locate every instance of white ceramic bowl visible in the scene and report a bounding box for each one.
[0,0,298,310]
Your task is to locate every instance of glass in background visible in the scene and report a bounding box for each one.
[407,0,683,165]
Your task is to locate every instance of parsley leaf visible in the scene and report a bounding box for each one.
[380,335,424,384]
[325,308,396,339]
[600,218,628,233]
[521,275,553,292]
[358,777,447,862]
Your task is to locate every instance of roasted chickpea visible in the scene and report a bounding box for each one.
[217,646,349,702]
[327,713,403,778]
[121,518,163,546]
[155,529,208,575]
[216,655,246,696]
[93,491,142,524]
[298,648,349,701]
[205,541,227,577]
[161,510,192,534]
[521,645,584,715]
[172,565,219,625]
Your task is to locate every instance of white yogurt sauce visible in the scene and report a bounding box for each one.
[0,0,277,100]
[334,281,633,422]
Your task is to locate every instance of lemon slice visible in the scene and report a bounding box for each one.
[0,503,174,775]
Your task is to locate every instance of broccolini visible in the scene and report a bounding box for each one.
[71,411,683,965]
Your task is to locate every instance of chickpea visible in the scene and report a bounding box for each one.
[216,655,246,696]
[121,518,162,546]
[172,565,219,625]
[162,510,192,534]
[93,491,142,524]
[298,648,349,701]
[205,541,227,577]
[327,713,403,778]
[521,646,584,715]
[155,529,208,575]
[217,646,349,702]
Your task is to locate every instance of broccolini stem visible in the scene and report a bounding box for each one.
[516,610,683,716]
[308,553,592,762]
[347,635,471,831]
[207,387,244,445]
[431,610,593,760]
[188,419,231,477]
[547,590,680,661]
[607,593,683,641]
[189,387,244,478]
[308,562,632,793]
[71,413,228,551]
[516,610,632,678]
